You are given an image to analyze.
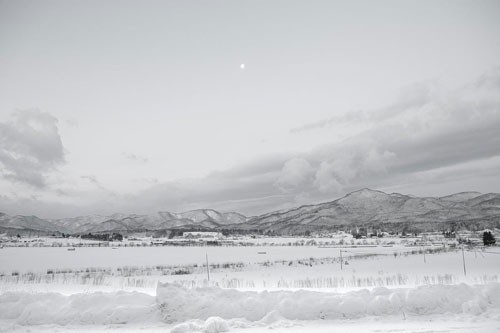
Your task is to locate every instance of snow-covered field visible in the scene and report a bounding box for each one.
[1,244,499,332]
[0,243,435,273]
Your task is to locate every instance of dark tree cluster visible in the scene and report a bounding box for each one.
[81,232,123,241]
[483,231,496,246]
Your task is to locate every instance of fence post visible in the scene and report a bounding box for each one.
[206,253,210,281]
[461,245,467,276]
[340,249,343,270]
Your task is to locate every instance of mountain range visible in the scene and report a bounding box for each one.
[236,189,500,234]
[0,209,247,235]
[1,189,499,236]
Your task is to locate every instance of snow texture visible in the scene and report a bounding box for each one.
[1,283,499,327]
[171,317,230,333]
[0,291,158,325]
[157,282,499,323]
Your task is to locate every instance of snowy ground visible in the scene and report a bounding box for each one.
[0,244,499,332]
[3,318,500,333]
[0,243,436,273]
[1,282,500,332]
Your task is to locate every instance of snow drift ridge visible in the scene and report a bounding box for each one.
[1,283,499,328]
[156,282,500,323]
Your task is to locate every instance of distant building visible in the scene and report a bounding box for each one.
[182,231,222,239]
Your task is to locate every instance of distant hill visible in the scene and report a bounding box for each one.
[1,189,499,235]
[0,209,248,235]
[223,189,500,234]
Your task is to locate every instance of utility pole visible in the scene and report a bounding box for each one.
[340,249,343,270]
[206,253,210,281]
[423,247,426,263]
[461,245,467,276]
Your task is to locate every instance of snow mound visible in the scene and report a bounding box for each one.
[1,283,499,328]
[0,291,158,325]
[157,282,500,323]
[171,317,229,333]
[205,316,230,333]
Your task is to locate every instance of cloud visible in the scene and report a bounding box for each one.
[289,69,499,195]
[65,118,79,128]
[274,158,314,193]
[81,174,116,195]
[289,110,366,133]
[311,144,396,194]
[111,67,500,215]
[0,110,65,188]
[134,177,159,185]
[290,81,436,133]
[2,70,500,218]
[128,155,286,215]
[314,162,343,194]
[122,152,149,163]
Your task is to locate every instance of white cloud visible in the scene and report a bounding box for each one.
[0,110,65,188]
[313,161,343,194]
[2,70,500,218]
[122,152,149,163]
[274,158,314,193]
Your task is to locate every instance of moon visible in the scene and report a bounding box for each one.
[240,63,245,69]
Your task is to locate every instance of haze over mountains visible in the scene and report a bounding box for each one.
[1,189,499,235]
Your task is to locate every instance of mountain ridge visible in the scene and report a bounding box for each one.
[1,189,499,235]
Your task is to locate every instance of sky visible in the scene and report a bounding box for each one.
[1,0,500,218]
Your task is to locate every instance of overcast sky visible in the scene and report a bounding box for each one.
[1,0,500,218]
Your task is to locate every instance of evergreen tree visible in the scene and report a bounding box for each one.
[483,231,496,246]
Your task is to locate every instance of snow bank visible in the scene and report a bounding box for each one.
[0,291,158,325]
[156,282,500,323]
[1,283,499,327]
[171,317,230,333]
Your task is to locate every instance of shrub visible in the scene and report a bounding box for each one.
[172,268,191,275]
